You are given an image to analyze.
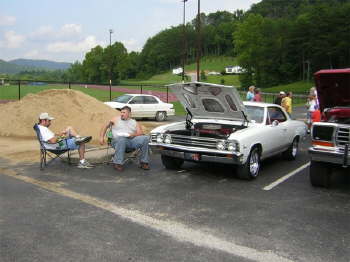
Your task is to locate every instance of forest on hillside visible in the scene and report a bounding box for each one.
[5,0,350,88]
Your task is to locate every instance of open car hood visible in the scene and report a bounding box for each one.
[314,69,350,111]
[169,82,249,121]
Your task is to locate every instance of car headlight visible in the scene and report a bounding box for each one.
[156,134,164,143]
[164,134,172,144]
[216,140,226,151]
[227,141,239,152]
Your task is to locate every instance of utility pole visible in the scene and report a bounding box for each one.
[196,0,201,81]
[182,0,188,82]
[109,29,113,101]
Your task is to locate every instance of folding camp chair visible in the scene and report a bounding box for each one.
[33,124,71,170]
[105,123,140,165]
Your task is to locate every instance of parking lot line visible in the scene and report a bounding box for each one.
[1,169,292,262]
[263,162,310,191]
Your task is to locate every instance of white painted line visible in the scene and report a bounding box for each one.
[263,162,310,191]
[1,169,292,262]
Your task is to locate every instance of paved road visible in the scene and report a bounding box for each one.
[1,131,350,262]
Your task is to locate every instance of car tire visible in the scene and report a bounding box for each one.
[161,155,184,170]
[236,146,260,180]
[156,111,167,121]
[310,161,332,188]
[282,137,299,160]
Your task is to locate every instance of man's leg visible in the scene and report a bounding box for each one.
[129,135,150,164]
[78,143,85,160]
[111,137,131,165]
[64,126,78,137]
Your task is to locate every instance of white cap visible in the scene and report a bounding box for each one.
[39,112,54,120]
[279,91,285,95]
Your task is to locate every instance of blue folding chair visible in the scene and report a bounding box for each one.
[33,124,71,170]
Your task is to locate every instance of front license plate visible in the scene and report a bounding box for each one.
[185,153,201,161]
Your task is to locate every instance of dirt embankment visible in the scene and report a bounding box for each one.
[0,89,162,164]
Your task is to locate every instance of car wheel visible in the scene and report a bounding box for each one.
[310,161,332,188]
[161,155,184,170]
[156,111,167,121]
[236,146,260,180]
[282,137,299,160]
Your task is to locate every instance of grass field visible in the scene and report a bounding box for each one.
[263,81,313,94]
[0,84,188,116]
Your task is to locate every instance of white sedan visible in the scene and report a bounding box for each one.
[104,94,175,121]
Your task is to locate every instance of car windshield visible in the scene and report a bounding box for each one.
[112,95,132,103]
[245,105,265,123]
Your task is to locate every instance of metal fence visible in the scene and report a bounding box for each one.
[0,79,308,106]
[0,79,174,103]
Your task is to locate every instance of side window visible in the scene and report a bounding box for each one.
[144,96,158,104]
[202,98,225,113]
[267,107,287,123]
[129,96,144,104]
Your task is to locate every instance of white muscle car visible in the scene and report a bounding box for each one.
[149,82,307,179]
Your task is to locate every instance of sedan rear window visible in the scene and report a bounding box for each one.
[113,95,132,103]
[144,96,158,104]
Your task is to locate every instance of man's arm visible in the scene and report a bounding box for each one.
[129,122,144,138]
[99,118,117,145]
[48,137,58,144]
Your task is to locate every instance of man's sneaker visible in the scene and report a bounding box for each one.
[75,136,92,145]
[140,162,150,170]
[77,160,94,169]
[113,164,123,172]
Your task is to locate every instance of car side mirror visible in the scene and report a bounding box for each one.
[272,120,279,126]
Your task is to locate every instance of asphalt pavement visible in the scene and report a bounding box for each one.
[1,106,350,262]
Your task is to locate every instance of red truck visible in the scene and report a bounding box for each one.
[309,69,350,187]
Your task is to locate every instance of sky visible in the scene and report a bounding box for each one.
[0,0,261,63]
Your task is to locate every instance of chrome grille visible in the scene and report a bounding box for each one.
[171,135,218,149]
[336,127,350,147]
[151,134,219,149]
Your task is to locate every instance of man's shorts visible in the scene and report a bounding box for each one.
[59,138,79,150]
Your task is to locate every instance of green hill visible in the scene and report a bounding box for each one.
[9,59,71,70]
[0,59,30,74]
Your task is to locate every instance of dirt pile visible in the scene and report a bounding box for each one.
[0,89,120,143]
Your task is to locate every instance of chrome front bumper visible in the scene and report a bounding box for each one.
[150,143,244,165]
[309,145,349,167]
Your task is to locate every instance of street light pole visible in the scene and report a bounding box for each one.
[181,0,188,82]
[109,29,113,101]
[196,0,201,82]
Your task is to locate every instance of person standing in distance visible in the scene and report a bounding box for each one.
[281,92,293,117]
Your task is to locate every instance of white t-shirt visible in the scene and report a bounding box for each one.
[308,99,317,112]
[38,125,57,149]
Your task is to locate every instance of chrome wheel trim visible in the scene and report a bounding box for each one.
[157,111,166,121]
[249,150,260,177]
[292,139,298,157]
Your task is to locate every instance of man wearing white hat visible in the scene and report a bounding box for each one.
[38,112,93,168]
[274,91,285,106]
